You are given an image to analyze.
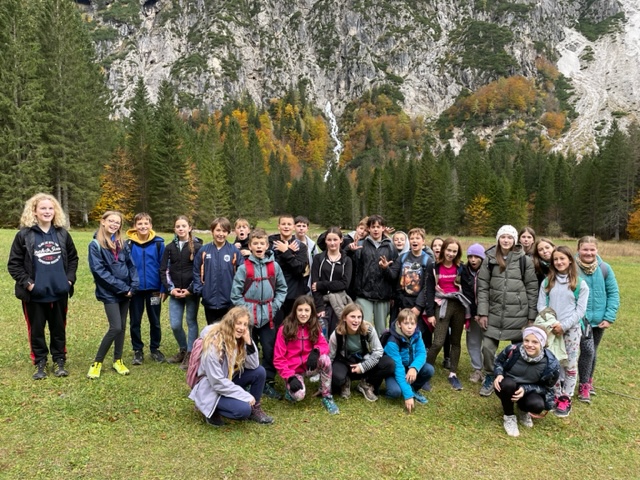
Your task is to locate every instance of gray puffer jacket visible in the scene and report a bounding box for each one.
[476,244,538,341]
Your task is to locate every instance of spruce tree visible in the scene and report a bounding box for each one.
[247,127,271,220]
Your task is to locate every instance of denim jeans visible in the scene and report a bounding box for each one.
[169,295,200,352]
[385,362,435,398]
[213,366,266,420]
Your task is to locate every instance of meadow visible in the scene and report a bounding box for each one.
[1,228,639,479]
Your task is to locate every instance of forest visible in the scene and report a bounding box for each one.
[2,0,640,240]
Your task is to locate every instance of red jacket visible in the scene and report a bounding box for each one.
[273,323,329,379]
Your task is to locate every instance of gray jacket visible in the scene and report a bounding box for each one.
[328,323,384,373]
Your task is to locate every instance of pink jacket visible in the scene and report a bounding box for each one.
[273,323,329,379]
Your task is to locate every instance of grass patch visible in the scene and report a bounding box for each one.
[1,229,639,478]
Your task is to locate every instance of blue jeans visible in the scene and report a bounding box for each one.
[214,366,266,420]
[129,291,162,352]
[168,295,199,352]
[385,362,435,398]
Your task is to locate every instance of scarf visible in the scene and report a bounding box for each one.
[519,344,545,363]
[576,257,597,275]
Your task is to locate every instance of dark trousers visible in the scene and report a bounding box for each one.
[427,301,465,372]
[494,376,545,416]
[578,327,606,383]
[204,307,230,325]
[213,366,266,420]
[95,300,129,363]
[252,322,277,382]
[129,290,161,351]
[385,362,435,398]
[332,355,395,391]
[23,298,68,364]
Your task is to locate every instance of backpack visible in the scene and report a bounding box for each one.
[336,332,369,359]
[380,327,413,364]
[186,337,205,388]
[242,260,277,328]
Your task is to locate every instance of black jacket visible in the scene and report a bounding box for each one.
[388,250,434,314]
[310,250,352,314]
[268,234,309,299]
[160,236,203,292]
[460,262,480,317]
[348,236,397,301]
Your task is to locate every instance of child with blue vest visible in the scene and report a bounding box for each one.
[126,212,165,365]
[384,308,434,413]
[193,217,244,325]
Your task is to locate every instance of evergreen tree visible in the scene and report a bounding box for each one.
[247,127,271,219]
[267,151,290,215]
[412,147,437,232]
[222,116,253,220]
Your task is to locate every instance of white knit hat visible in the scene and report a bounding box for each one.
[496,225,518,242]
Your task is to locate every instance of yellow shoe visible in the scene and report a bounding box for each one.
[112,359,130,375]
[87,362,102,379]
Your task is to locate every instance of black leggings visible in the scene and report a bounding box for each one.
[331,355,395,391]
[95,300,129,363]
[494,376,545,416]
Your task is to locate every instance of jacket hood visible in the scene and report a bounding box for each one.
[390,320,418,344]
[126,228,158,244]
[248,251,275,264]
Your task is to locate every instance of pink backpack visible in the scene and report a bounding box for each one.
[186,337,205,388]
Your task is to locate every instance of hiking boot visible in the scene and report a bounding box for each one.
[180,352,191,371]
[517,410,533,428]
[263,381,283,400]
[249,403,274,424]
[87,362,102,379]
[132,350,144,365]
[53,359,69,377]
[448,375,463,391]
[479,375,494,397]
[578,383,591,404]
[321,395,340,415]
[442,357,452,370]
[340,377,351,400]
[167,349,186,364]
[205,412,224,427]
[33,360,47,380]
[357,380,378,402]
[150,350,166,363]
[554,395,572,417]
[469,369,484,383]
[503,415,520,437]
[112,359,130,375]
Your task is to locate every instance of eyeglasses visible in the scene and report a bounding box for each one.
[106,219,121,225]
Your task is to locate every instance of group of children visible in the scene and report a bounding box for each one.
[8,193,620,436]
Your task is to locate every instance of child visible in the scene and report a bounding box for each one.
[532,237,555,285]
[188,306,274,426]
[426,236,450,368]
[232,218,251,258]
[493,326,560,437]
[477,225,538,397]
[193,217,244,325]
[231,228,288,399]
[87,211,139,379]
[575,236,619,404]
[392,231,409,254]
[519,227,536,257]
[311,227,353,338]
[295,215,319,288]
[329,303,395,401]
[160,215,203,368]
[384,309,434,412]
[461,243,485,383]
[425,237,472,391]
[8,193,78,379]
[126,212,166,364]
[537,245,589,417]
[273,295,339,414]
[349,214,398,335]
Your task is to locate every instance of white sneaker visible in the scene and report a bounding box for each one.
[309,374,320,383]
[518,411,533,428]
[503,415,520,437]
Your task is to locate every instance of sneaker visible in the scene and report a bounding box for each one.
[167,349,186,364]
[132,350,144,365]
[469,369,484,383]
[503,415,520,437]
[33,360,47,380]
[413,391,429,404]
[321,395,340,415]
[53,359,69,377]
[554,395,572,417]
[517,411,533,428]
[479,375,494,397]
[180,352,191,371]
[249,403,274,424]
[263,381,283,400]
[588,378,596,396]
[309,374,320,383]
[442,357,451,370]
[284,390,295,402]
[150,350,166,363]
[422,381,432,392]
[112,359,130,375]
[578,383,591,404]
[448,375,463,391]
[205,412,225,427]
[357,380,378,402]
[340,377,351,400]
[87,362,102,379]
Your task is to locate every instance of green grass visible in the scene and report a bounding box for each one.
[1,229,639,479]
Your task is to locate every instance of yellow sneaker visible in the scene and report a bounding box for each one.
[112,359,130,375]
[87,362,102,379]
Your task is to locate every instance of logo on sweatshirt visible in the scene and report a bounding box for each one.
[34,241,62,265]
[224,254,231,262]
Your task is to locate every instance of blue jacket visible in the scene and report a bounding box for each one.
[193,242,244,309]
[384,323,427,400]
[577,255,620,326]
[88,238,139,304]
[126,229,165,291]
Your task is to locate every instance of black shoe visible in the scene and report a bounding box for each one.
[132,350,144,365]
[442,357,452,370]
[53,359,69,377]
[33,360,47,380]
[150,350,166,363]
[205,412,225,427]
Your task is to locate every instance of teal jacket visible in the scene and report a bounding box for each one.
[577,255,620,327]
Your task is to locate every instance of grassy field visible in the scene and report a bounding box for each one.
[1,228,639,479]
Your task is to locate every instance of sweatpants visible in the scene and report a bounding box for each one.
[495,376,545,416]
[129,290,162,352]
[212,366,266,420]
[95,300,129,363]
[286,354,332,401]
[356,298,390,336]
[466,319,484,371]
[23,298,68,365]
[252,322,277,382]
[555,325,581,398]
[427,301,465,373]
[578,327,606,383]
[331,355,396,392]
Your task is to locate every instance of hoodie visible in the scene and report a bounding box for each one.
[126,228,165,291]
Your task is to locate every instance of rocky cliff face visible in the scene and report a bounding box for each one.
[83,0,638,152]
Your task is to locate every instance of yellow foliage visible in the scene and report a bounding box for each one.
[626,191,640,240]
[91,148,137,222]
[464,194,492,236]
[540,111,566,138]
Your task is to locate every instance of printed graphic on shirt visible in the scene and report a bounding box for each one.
[400,260,423,295]
[34,240,62,265]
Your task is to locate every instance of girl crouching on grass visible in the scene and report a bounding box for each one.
[494,326,560,437]
[273,295,339,414]
[189,306,273,427]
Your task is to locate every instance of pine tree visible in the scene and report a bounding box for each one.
[247,127,271,220]
[267,151,290,215]
[222,116,253,220]
[412,147,437,232]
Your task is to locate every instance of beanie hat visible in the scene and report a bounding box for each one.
[523,326,548,348]
[466,243,486,260]
[496,225,518,242]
